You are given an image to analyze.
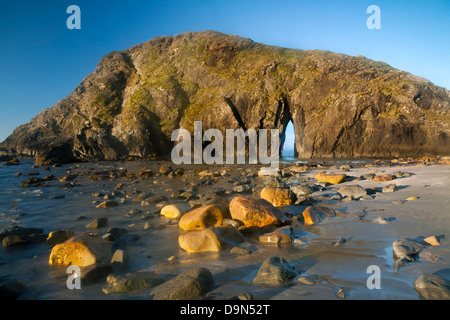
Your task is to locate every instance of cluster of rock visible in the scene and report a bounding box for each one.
[3,158,450,299]
[392,236,450,299]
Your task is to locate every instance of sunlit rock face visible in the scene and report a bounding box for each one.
[1,30,449,162]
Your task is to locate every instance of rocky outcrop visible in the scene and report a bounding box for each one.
[1,31,449,162]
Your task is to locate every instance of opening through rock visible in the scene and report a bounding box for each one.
[281,120,296,158]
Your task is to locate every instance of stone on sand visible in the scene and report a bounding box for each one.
[179,204,227,231]
[229,196,290,228]
[150,267,214,300]
[260,187,297,207]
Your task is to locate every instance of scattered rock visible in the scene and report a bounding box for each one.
[159,164,173,175]
[106,227,128,239]
[338,185,368,199]
[332,238,347,246]
[373,174,395,182]
[298,274,320,285]
[290,184,314,196]
[110,249,129,270]
[227,291,253,300]
[393,238,426,271]
[103,272,165,294]
[49,233,113,267]
[258,167,280,177]
[360,173,375,181]
[230,246,252,255]
[302,205,336,226]
[233,185,252,194]
[96,200,119,208]
[150,267,214,300]
[423,235,441,246]
[2,158,20,166]
[372,216,395,224]
[314,172,346,185]
[336,287,346,299]
[80,264,113,285]
[2,233,47,247]
[414,274,450,299]
[253,256,297,285]
[178,225,244,252]
[258,227,292,244]
[46,229,76,245]
[382,184,397,193]
[406,196,419,201]
[0,227,44,242]
[85,217,108,229]
[229,196,290,228]
[160,202,191,219]
[260,187,296,207]
[34,143,75,166]
[179,204,227,231]
[392,171,413,178]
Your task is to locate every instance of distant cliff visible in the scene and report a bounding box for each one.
[1,30,449,164]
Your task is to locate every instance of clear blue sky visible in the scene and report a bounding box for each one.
[1,0,449,143]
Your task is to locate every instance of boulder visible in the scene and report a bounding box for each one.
[290,184,314,196]
[103,272,165,294]
[253,256,297,285]
[150,267,214,300]
[179,204,227,231]
[96,201,119,208]
[373,174,395,182]
[423,235,441,246]
[160,202,192,219]
[258,227,292,244]
[85,217,108,229]
[49,233,113,267]
[178,225,244,252]
[338,185,368,199]
[314,172,346,185]
[3,233,47,247]
[34,143,76,166]
[159,164,173,175]
[393,238,425,260]
[80,264,113,285]
[382,184,397,193]
[258,167,280,177]
[229,196,290,228]
[2,158,20,166]
[260,187,297,207]
[110,249,129,270]
[414,274,450,299]
[46,229,76,245]
[0,227,44,242]
[302,205,336,226]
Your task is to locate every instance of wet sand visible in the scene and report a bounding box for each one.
[0,158,449,300]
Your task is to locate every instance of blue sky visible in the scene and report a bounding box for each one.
[0,0,449,144]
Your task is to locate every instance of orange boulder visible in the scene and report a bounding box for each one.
[302,205,337,226]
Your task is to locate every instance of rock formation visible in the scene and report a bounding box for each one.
[1,30,449,163]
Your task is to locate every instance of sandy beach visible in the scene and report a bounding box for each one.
[0,157,449,300]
